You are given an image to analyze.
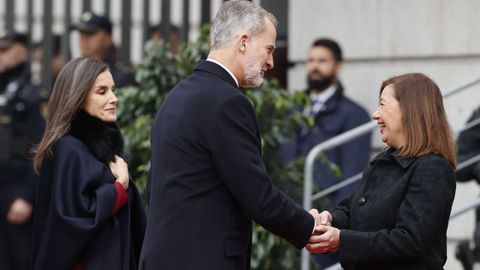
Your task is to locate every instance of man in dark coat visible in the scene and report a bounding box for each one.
[279,38,371,268]
[0,30,45,270]
[140,2,321,270]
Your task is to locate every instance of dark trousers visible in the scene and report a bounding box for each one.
[0,188,32,270]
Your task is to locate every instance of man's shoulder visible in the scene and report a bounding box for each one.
[336,95,369,116]
[162,71,247,119]
[178,69,242,100]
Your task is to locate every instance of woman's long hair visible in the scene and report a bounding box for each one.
[380,73,456,168]
[33,57,109,174]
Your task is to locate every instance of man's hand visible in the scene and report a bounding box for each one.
[306,225,340,254]
[308,208,321,226]
[7,198,33,224]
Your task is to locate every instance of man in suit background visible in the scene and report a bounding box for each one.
[140,1,322,269]
[279,38,371,269]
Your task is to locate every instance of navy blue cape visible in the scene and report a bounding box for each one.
[32,135,146,270]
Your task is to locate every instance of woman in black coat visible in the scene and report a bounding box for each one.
[307,73,457,270]
[31,57,146,270]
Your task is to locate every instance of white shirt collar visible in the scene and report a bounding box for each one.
[309,84,337,103]
[206,58,239,87]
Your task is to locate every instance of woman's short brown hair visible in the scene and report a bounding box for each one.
[380,73,456,168]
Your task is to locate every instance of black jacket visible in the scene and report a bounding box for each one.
[332,149,456,270]
[140,60,314,270]
[456,106,480,182]
[32,111,146,270]
[0,62,45,204]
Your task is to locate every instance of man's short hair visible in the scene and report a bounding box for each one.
[210,0,277,50]
[311,38,343,62]
[149,23,180,38]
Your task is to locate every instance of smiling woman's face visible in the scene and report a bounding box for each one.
[372,84,406,149]
[82,70,117,123]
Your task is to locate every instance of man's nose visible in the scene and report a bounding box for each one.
[266,54,274,69]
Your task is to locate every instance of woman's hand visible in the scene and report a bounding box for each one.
[318,210,332,226]
[306,225,340,254]
[109,155,129,190]
[7,198,33,224]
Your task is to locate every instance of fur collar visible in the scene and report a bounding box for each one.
[69,110,123,164]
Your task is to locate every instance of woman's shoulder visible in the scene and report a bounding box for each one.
[54,135,90,157]
[413,153,456,183]
[416,153,452,168]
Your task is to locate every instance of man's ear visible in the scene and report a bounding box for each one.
[239,34,248,53]
[334,62,343,74]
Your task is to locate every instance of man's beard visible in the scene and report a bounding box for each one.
[307,73,336,92]
[243,48,264,88]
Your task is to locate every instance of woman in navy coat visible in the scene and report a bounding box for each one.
[31,57,145,270]
[307,73,457,270]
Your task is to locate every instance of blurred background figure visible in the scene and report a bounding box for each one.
[0,29,45,270]
[31,34,66,89]
[148,23,181,55]
[279,38,371,269]
[455,106,480,270]
[302,37,372,268]
[71,11,136,87]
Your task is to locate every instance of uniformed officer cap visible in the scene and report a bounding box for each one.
[0,30,27,49]
[71,11,112,35]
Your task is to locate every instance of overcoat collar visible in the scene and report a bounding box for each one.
[194,60,239,89]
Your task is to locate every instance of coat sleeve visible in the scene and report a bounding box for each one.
[337,158,456,263]
[208,95,314,249]
[331,194,353,230]
[33,138,127,269]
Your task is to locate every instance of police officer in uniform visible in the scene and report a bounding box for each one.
[0,29,45,270]
[71,11,136,87]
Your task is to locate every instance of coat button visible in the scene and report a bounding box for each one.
[358,196,366,205]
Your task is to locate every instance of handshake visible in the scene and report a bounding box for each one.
[306,209,340,254]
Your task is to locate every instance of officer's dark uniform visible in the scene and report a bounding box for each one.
[0,30,45,270]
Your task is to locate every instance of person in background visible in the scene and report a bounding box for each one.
[71,11,136,87]
[148,23,182,55]
[0,29,45,270]
[279,38,371,268]
[454,106,480,270]
[31,34,67,88]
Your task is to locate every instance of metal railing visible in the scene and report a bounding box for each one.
[301,77,480,270]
